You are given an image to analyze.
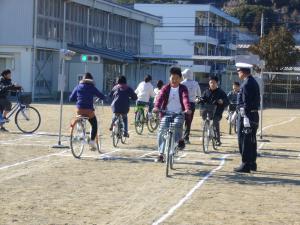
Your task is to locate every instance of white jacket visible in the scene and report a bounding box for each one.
[135,81,154,102]
[181,69,201,103]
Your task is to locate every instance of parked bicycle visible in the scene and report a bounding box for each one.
[159,110,184,177]
[70,98,103,159]
[111,114,127,147]
[1,91,41,133]
[227,103,238,135]
[201,103,218,153]
[134,104,159,134]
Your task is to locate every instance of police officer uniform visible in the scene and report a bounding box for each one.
[234,63,260,173]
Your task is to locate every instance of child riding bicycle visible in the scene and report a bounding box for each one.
[135,74,155,116]
[69,72,105,150]
[109,75,137,138]
[0,69,22,132]
[198,76,229,146]
[153,67,191,162]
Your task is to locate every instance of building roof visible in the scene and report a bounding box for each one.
[135,54,235,61]
[68,44,136,63]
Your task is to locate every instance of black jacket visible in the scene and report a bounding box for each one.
[0,77,17,98]
[201,87,229,117]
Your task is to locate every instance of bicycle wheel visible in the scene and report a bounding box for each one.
[112,128,119,147]
[15,106,41,133]
[229,114,233,135]
[96,133,102,153]
[164,135,172,177]
[147,114,159,132]
[234,119,238,134]
[120,122,126,144]
[169,135,175,170]
[202,121,210,153]
[70,120,85,159]
[134,110,144,135]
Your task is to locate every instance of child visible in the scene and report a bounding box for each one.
[0,69,22,132]
[109,75,137,137]
[69,72,105,150]
[153,67,191,162]
[135,74,155,113]
[153,80,164,105]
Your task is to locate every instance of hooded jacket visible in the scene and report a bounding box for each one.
[69,79,105,110]
[181,69,201,103]
[110,84,137,114]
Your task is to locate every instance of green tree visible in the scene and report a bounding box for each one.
[249,26,300,71]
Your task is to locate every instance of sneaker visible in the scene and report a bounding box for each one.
[123,132,129,138]
[89,140,97,151]
[177,140,185,150]
[156,154,164,163]
[147,112,153,119]
[0,127,9,132]
[3,117,9,123]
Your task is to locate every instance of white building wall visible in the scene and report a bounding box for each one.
[0,46,32,92]
[140,23,155,54]
[0,0,34,46]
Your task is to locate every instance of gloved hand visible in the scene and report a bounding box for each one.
[240,107,246,117]
[243,117,251,128]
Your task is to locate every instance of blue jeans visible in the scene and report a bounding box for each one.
[157,114,184,154]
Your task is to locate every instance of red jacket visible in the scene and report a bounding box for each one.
[155,84,190,115]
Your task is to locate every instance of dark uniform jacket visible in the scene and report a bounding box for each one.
[201,87,229,118]
[237,75,260,119]
[0,77,16,99]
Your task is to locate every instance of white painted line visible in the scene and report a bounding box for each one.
[152,154,229,225]
[298,153,300,159]
[257,117,296,135]
[177,153,187,161]
[0,142,51,147]
[0,150,68,171]
[138,151,157,158]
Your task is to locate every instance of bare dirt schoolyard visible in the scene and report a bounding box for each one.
[0,104,300,225]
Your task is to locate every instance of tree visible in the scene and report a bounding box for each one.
[249,26,300,71]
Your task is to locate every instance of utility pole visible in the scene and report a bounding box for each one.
[260,12,264,38]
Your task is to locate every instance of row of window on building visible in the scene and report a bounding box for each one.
[37,0,140,53]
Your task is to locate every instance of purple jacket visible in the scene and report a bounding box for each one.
[69,79,105,110]
[110,84,137,114]
[155,84,190,115]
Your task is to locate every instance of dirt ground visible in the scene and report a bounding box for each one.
[0,104,300,225]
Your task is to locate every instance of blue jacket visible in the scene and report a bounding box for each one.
[69,79,105,110]
[110,84,137,114]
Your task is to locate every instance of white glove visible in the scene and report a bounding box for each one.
[240,108,245,117]
[243,117,251,128]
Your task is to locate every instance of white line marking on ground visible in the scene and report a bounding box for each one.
[152,154,229,225]
[257,117,296,135]
[0,150,68,171]
[177,153,187,161]
[138,151,157,158]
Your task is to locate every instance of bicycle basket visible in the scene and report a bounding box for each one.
[20,94,32,105]
[228,104,237,112]
[201,104,217,120]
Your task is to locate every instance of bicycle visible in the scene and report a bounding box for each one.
[70,98,103,159]
[227,103,238,135]
[134,104,159,134]
[111,114,126,147]
[201,103,218,153]
[159,110,184,177]
[1,91,41,133]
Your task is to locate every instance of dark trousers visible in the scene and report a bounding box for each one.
[237,113,259,164]
[213,116,221,142]
[183,102,195,141]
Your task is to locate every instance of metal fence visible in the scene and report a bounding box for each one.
[262,72,300,108]
[222,69,300,108]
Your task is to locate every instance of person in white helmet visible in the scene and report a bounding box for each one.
[181,68,201,144]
